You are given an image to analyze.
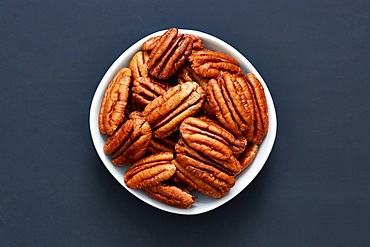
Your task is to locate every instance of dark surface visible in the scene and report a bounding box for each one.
[1,1,369,246]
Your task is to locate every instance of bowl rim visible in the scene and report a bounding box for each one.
[89,29,277,215]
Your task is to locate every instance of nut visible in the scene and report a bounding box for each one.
[129,51,150,81]
[245,73,269,144]
[103,115,152,166]
[206,72,255,140]
[142,33,204,51]
[188,49,243,78]
[146,28,193,79]
[130,76,172,111]
[180,117,242,174]
[236,143,259,176]
[124,152,176,189]
[143,183,196,209]
[142,81,205,139]
[174,143,236,198]
[99,68,132,135]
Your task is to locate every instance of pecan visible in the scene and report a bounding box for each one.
[146,28,193,79]
[206,72,255,140]
[124,152,176,189]
[143,33,204,51]
[130,76,172,111]
[236,143,259,176]
[129,51,150,81]
[142,81,205,139]
[180,117,242,174]
[188,49,243,78]
[143,183,196,209]
[99,68,132,135]
[174,144,236,198]
[104,115,152,166]
[245,73,269,144]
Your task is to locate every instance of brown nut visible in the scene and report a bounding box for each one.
[124,152,176,189]
[180,117,243,174]
[129,51,150,81]
[142,81,205,139]
[188,49,243,78]
[146,28,193,79]
[99,68,132,135]
[206,72,255,140]
[174,143,236,198]
[103,115,152,166]
[130,76,173,111]
[142,34,204,51]
[235,143,259,176]
[143,183,196,209]
[245,73,269,144]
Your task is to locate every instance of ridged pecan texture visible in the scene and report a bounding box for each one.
[99,68,131,135]
[104,115,152,166]
[124,152,176,189]
[142,81,205,139]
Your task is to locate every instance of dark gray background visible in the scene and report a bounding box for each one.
[1,1,369,246]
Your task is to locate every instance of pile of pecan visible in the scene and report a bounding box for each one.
[98,28,269,209]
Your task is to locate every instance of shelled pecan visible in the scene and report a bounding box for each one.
[206,72,255,140]
[174,143,236,198]
[99,68,132,135]
[104,115,152,166]
[142,81,205,139]
[179,117,242,174]
[143,183,196,209]
[245,73,269,144]
[236,143,259,176]
[142,33,204,51]
[130,76,172,111]
[146,28,193,79]
[129,51,150,81]
[124,152,176,189]
[188,49,243,78]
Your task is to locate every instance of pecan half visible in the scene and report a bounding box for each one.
[180,117,242,174]
[206,72,255,140]
[142,81,205,139]
[129,51,150,81]
[124,152,176,189]
[245,73,269,144]
[99,68,132,135]
[104,115,152,166]
[130,76,172,111]
[142,33,204,51]
[143,183,196,209]
[146,28,193,79]
[188,49,243,78]
[236,143,259,176]
[174,144,236,198]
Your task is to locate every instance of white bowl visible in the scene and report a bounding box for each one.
[89,29,277,215]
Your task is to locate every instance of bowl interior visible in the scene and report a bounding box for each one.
[89,29,277,215]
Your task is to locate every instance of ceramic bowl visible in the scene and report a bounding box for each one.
[89,29,277,215]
